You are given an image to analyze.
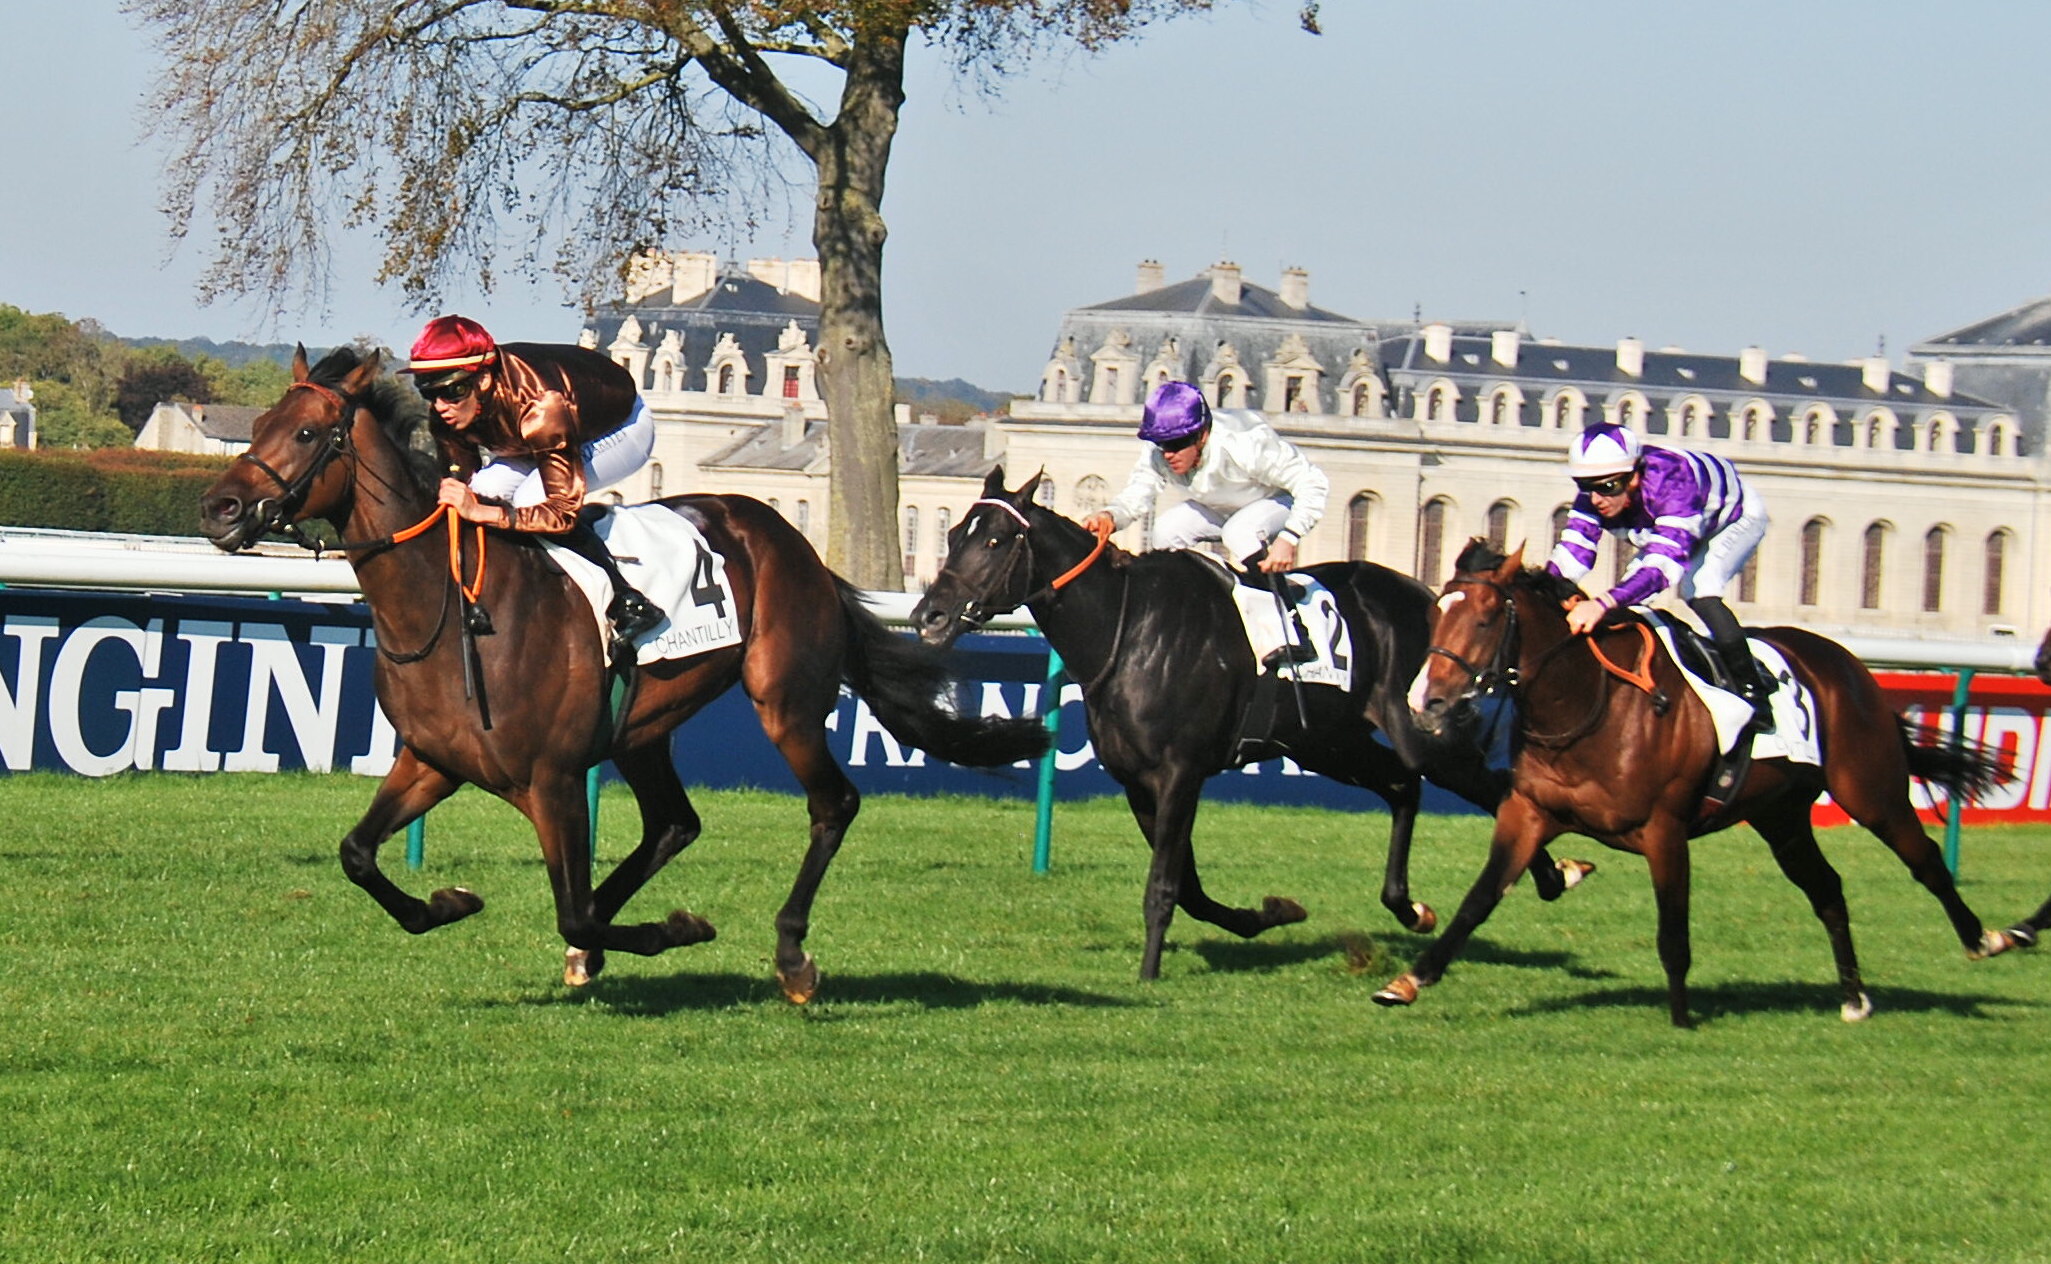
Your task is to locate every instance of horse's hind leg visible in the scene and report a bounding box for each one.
[338,748,479,934]
[2008,892,2051,948]
[563,744,717,987]
[1748,800,1869,1021]
[1836,783,2010,958]
[755,707,860,1004]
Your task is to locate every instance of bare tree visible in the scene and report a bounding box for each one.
[129,0,1244,588]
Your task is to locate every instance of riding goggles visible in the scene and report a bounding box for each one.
[420,378,480,405]
[1574,472,1632,497]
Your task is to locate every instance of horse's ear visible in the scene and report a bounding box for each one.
[1015,468,1046,508]
[982,466,1006,498]
[291,344,311,382]
[342,349,382,395]
[1500,544,1527,577]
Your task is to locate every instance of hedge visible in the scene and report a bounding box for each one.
[0,449,235,537]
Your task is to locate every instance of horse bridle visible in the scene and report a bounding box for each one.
[1427,576,1626,749]
[231,380,360,548]
[949,498,1039,634]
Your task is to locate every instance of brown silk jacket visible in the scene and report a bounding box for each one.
[435,343,639,534]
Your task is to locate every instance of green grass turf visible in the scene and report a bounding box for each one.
[1,771,2048,1262]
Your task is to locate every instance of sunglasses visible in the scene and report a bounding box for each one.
[1157,433,1204,455]
[421,379,478,405]
[1574,472,1632,497]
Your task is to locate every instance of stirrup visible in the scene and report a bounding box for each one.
[608,588,664,644]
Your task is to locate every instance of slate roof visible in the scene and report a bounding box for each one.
[704,420,997,479]
[586,266,820,393]
[161,402,266,443]
[1914,296,2051,351]
[1084,276,1360,325]
[1382,334,2002,412]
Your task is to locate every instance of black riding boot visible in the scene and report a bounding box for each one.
[1691,595,1773,733]
[555,517,664,652]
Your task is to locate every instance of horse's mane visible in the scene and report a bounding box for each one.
[1452,537,1583,606]
[306,346,439,489]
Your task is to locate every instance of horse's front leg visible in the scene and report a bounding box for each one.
[1373,769,1435,933]
[1130,766,1208,981]
[338,747,477,933]
[526,769,716,984]
[563,744,719,987]
[1374,793,1551,1007]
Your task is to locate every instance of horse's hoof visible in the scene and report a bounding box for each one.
[1408,902,1438,935]
[563,946,606,987]
[1971,929,2017,960]
[777,953,820,1005]
[1372,974,1421,1007]
[1841,992,1873,1023]
[665,909,717,947]
[2007,923,2040,949]
[1262,895,1309,927]
[427,886,483,925]
[1557,858,1596,890]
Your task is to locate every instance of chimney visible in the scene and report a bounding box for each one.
[1861,356,1891,394]
[1422,322,1453,363]
[980,418,1006,463]
[894,402,912,428]
[1490,330,1520,368]
[1738,346,1768,385]
[781,404,807,449]
[1615,337,1644,377]
[1208,261,1242,306]
[781,259,822,304]
[746,256,788,291]
[668,251,719,302]
[1135,260,1165,294]
[1922,360,1954,398]
[1279,267,1309,310]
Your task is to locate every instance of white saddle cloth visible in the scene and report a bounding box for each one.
[542,504,742,664]
[1228,574,1354,691]
[1643,616,1822,765]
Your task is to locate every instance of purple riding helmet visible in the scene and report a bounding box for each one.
[1137,381,1211,444]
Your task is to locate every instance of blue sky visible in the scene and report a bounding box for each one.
[5,2,2051,392]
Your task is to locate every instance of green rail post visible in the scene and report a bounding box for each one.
[587,764,602,880]
[1033,644,1065,875]
[1943,667,1975,876]
[405,817,424,869]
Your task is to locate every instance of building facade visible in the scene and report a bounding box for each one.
[580,252,2047,647]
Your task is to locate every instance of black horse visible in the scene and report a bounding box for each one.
[910,468,1589,980]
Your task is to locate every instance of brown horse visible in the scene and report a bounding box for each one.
[198,347,1046,999]
[1387,538,2021,1026]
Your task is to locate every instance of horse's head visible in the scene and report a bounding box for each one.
[199,346,392,552]
[911,466,1050,649]
[1408,538,1530,735]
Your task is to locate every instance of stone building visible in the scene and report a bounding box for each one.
[578,251,2049,643]
[133,400,263,456]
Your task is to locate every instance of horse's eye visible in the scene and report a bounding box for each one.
[295,427,318,444]
[985,536,1001,548]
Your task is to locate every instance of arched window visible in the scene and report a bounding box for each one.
[1427,385,1452,422]
[1742,404,1767,442]
[1034,479,1056,508]
[1416,498,1449,588]
[783,365,801,399]
[795,500,811,535]
[934,507,952,560]
[1739,551,1758,603]
[1346,493,1374,561]
[1350,382,1373,418]
[1551,505,1572,550]
[1861,522,1889,610]
[1612,536,1636,586]
[1799,519,1825,607]
[1074,474,1110,515]
[902,506,920,580]
[717,364,735,394]
[1486,500,1514,551]
[1985,530,2011,615]
[1923,526,1947,613]
[648,462,664,498]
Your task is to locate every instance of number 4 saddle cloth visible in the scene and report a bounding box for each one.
[543,504,743,664]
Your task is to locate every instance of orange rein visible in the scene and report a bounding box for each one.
[1052,518,1113,590]
[1573,601,1659,694]
[294,379,486,599]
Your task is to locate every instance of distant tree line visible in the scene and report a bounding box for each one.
[0,305,296,448]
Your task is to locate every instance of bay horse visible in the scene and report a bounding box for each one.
[909,468,1590,981]
[198,347,1047,1000]
[1390,538,2021,1026]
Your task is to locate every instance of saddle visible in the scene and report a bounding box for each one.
[1637,610,1763,829]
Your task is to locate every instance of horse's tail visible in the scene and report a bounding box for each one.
[1898,716,2013,805]
[835,578,1051,767]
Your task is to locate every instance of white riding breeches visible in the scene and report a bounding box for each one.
[1676,488,1769,601]
[1150,495,1294,564]
[468,398,656,507]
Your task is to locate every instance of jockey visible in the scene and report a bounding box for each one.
[1547,422,1775,728]
[404,314,663,651]
[1081,380,1330,574]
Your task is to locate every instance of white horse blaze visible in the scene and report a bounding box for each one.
[1408,592,1466,714]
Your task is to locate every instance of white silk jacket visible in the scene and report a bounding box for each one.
[1103,409,1330,543]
